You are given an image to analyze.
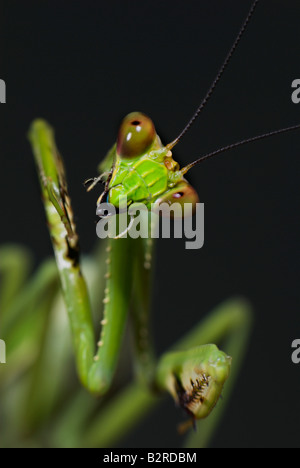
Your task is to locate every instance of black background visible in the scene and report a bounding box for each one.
[0,0,299,448]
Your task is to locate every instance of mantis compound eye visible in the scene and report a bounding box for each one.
[153,182,200,218]
[117,112,156,159]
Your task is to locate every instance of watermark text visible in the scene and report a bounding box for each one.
[291,339,300,364]
[291,79,300,104]
[96,199,204,250]
[0,79,6,103]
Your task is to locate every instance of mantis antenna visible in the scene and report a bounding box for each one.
[165,0,300,173]
[167,0,260,150]
[181,123,300,174]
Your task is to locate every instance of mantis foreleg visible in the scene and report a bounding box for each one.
[29,120,136,396]
[79,298,252,447]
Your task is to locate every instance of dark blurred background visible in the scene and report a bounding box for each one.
[0,0,299,448]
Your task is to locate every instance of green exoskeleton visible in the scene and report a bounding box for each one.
[27,0,300,437]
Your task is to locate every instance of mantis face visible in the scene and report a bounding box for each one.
[98,111,199,215]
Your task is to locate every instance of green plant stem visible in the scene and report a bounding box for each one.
[82,383,159,448]
[0,245,32,327]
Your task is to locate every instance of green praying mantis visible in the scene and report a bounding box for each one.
[1,0,300,447]
[28,0,300,433]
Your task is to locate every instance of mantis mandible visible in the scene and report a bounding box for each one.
[27,0,300,436]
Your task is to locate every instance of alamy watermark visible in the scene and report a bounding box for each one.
[0,339,6,364]
[96,198,204,250]
[0,79,6,103]
[291,79,300,104]
[291,339,300,364]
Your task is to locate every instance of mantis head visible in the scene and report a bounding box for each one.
[116,111,200,214]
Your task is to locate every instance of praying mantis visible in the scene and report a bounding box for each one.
[1,0,299,447]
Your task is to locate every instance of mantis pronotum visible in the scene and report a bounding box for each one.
[22,0,299,443]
